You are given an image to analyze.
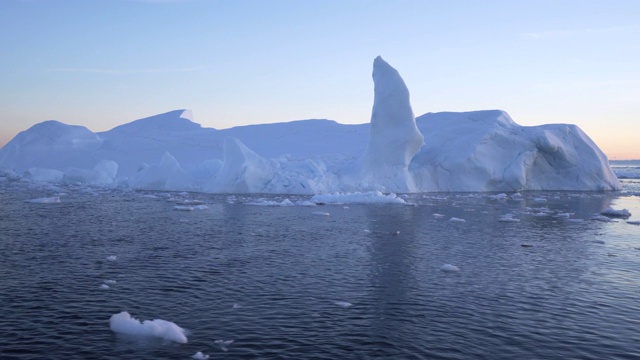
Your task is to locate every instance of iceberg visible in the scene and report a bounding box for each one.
[0,57,621,193]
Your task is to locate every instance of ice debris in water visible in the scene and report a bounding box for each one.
[25,196,60,203]
[104,279,117,285]
[192,351,209,359]
[232,303,242,309]
[432,213,445,218]
[109,311,188,344]
[106,255,117,261]
[449,217,466,223]
[499,214,520,222]
[600,207,631,218]
[440,264,460,272]
[488,193,508,200]
[310,191,407,204]
[590,215,616,222]
[334,301,353,308]
[99,284,110,290]
[245,198,295,206]
[312,211,331,216]
[215,339,234,352]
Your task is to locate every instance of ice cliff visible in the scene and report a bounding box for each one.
[0,57,621,193]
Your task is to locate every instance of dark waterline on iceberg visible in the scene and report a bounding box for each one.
[1,180,640,359]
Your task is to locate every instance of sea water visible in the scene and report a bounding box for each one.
[1,178,639,359]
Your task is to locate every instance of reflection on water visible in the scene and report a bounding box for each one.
[0,180,639,359]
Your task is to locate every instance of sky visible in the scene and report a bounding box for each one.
[1,0,638,159]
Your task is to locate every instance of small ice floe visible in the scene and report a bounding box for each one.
[312,211,331,216]
[25,196,60,204]
[600,208,631,219]
[532,197,547,203]
[440,264,460,272]
[499,214,520,222]
[363,229,371,233]
[392,230,400,235]
[511,193,524,201]
[178,200,204,205]
[343,206,350,209]
[449,217,466,223]
[106,255,117,261]
[334,301,353,308]
[214,339,234,352]
[174,205,195,211]
[627,221,640,225]
[104,279,117,285]
[232,303,242,309]
[432,213,445,218]
[296,200,317,206]
[590,215,616,222]
[246,198,295,206]
[192,351,209,359]
[99,284,110,290]
[109,311,188,344]
[142,194,158,199]
[488,193,508,200]
[310,191,408,205]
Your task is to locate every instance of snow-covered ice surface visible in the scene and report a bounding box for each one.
[0,57,621,194]
[1,178,639,359]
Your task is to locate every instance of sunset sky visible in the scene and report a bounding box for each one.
[1,0,638,159]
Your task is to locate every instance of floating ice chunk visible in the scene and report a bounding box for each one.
[554,212,573,218]
[310,191,407,205]
[488,193,508,200]
[296,200,317,206]
[440,264,460,272]
[600,207,631,218]
[232,303,242,309]
[174,205,195,211]
[109,311,188,344]
[590,215,615,222]
[104,279,117,285]
[214,339,234,352]
[511,193,524,200]
[627,221,640,225]
[499,214,520,222]
[432,213,445,218]
[532,197,547,203]
[313,211,330,216]
[449,217,466,223]
[106,255,117,261]
[245,198,295,206]
[178,200,204,205]
[25,196,60,204]
[100,284,110,290]
[334,301,353,308]
[192,351,209,359]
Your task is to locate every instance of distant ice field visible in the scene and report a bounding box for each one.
[611,160,640,179]
[1,178,639,359]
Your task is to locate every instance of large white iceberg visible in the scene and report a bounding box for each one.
[0,57,620,193]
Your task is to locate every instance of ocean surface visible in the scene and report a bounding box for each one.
[1,175,639,359]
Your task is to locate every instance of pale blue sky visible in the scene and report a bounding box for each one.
[1,0,639,158]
